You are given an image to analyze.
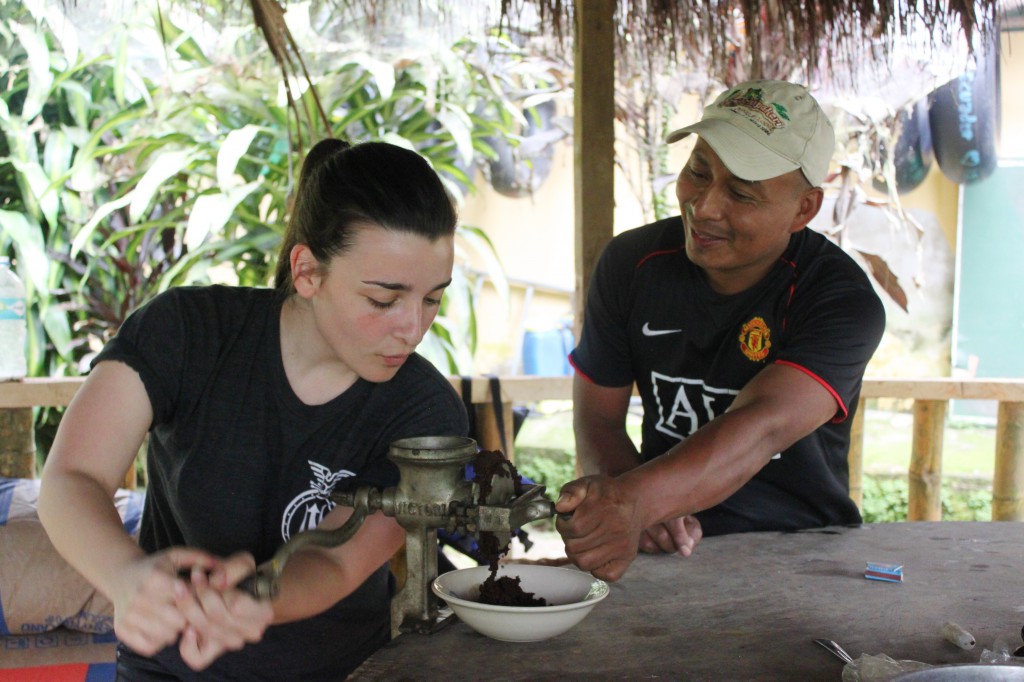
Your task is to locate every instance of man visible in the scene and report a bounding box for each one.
[555,80,885,582]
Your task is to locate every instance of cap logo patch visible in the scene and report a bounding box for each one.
[721,87,790,136]
[738,316,772,362]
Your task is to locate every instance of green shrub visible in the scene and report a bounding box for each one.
[861,474,993,523]
[515,447,577,498]
[860,476,910,523]
[941,479,992,521]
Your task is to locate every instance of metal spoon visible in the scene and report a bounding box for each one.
[814,638,855,664]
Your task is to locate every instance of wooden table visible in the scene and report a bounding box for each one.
[351,522,1024,681]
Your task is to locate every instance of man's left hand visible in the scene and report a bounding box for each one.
[639,515,703,556]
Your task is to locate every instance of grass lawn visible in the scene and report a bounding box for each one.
[861,409,995,479]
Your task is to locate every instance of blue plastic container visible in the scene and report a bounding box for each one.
[522,327,574,376]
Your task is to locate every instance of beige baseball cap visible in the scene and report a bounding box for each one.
[666,80,835,187]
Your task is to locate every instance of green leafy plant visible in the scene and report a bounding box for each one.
[0,0,539,370]
[860,476,911,523]
[860,473,993,523]
[0,0,560,461]
[516,447,576,498]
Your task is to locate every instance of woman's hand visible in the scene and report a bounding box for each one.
[175,552,274,671]
[111,547,218,657]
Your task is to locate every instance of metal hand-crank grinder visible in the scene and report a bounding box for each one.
[239,435,556,637]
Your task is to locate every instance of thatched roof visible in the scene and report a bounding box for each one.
[494,0,1005,87]
[241,0,1010,103]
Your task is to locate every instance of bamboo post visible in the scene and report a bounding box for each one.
[123,462,138,490]
[0,406,35,478]
[848,398,866,509]
[907,399,947,521]
[992,401,1024,521]
[473,400,516,463]
[573,0,616,340]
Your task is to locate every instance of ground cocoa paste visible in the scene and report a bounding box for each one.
[478,573,547,607]
[471,450,548,607]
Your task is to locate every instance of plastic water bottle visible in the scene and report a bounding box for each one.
[0,256,28,381]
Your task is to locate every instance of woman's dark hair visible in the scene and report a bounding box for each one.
[273,139,458,295]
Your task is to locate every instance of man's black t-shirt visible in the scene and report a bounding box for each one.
[571,218,885,535]
[94,285,468,681]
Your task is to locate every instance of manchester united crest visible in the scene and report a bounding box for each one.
[739,317,771,362]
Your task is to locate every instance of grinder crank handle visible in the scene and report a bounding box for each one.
[236,487,377,599]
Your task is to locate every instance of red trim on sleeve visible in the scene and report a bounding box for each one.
[774,359,849,423]
[567,354,596,383]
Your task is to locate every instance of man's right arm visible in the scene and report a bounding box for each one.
[572,373,703,558]
[572,375,640,476]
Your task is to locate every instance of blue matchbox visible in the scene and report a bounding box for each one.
[864,561,903,582]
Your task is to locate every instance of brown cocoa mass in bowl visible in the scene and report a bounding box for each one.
[478,573,548,607]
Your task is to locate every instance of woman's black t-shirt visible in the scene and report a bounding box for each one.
[95,285,468,681]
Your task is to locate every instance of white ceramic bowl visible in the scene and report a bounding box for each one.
[431,563,609,642]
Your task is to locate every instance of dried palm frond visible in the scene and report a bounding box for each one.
[247,0,331,157]
[499,0,1001,87]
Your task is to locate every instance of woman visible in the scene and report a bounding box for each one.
[38,139,469,680]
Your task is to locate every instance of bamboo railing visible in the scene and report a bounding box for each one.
[852,378,1024,521]
[2,376,1023,521]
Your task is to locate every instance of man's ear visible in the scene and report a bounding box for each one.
[290,244,321,298]
[790,186,825,234]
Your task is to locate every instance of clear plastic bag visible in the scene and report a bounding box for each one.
[841,632,1024,682]
[841,653,933,682]
[980,636,1024,665]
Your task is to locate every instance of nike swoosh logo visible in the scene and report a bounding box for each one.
[642,322,682,337]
